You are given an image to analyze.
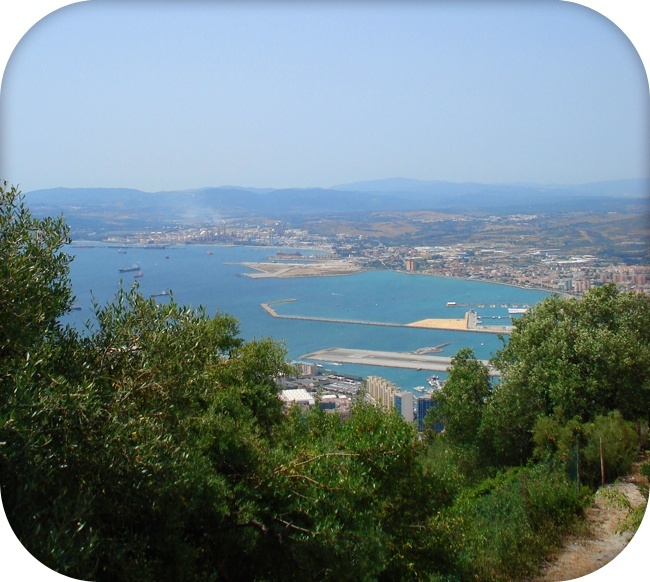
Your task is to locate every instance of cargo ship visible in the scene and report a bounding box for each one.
[118,264,140,273]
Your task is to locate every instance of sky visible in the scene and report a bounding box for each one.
[0,1,649,194]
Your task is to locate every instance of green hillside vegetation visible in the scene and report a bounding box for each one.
[1,183,648,580]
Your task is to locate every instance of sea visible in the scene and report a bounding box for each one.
[63,243,551,394]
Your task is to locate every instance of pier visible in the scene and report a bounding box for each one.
[261,299,513,334]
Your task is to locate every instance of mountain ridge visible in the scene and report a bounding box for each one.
[23,178,648,229]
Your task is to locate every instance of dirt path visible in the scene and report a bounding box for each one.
[533,478,648,581]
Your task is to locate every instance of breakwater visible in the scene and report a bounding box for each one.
[261,299,513,334]
[261,298,406,328]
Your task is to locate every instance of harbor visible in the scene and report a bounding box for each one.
[64,244,551,389]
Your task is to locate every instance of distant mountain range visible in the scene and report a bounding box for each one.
[24,178,649,231]
[330,177,649,198]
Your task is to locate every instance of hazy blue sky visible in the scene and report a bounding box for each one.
[1,1,649,192]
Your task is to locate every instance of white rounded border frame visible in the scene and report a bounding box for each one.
[0,1,648,581]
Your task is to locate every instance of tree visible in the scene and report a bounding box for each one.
[0,182,72,361]
[483,285,650,467]
[479,378,546,466]
[430,347,491,450]
[0,185,444,580]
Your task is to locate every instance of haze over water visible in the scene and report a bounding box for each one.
[65,244,551,391]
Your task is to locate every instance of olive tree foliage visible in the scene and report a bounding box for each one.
[0,186,441,581]
[3,288,439,579]
[0,182,72,360]
[483,285,650,466]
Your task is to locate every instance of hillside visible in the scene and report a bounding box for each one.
[534,460,649,581]
[25,179,649,227]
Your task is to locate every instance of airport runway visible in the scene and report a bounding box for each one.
[301,347,499,376]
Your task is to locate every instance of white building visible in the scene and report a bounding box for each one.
[394,391,414,422]
[279,389,315,408]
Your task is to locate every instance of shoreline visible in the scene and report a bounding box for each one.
[68,240,569,297]
[397,268,569,298]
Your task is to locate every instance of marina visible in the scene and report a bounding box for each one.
[447,301,530,311]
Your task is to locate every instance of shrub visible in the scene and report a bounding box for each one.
[581,411,638,487]
[433,464,587,581]
[533,411,638,488]
[640,460,650,480]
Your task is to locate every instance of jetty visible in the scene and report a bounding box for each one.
[261,299,513,334]
[262,299,406,328]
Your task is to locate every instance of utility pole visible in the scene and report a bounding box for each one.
[576,438,580,493]
[600,436,606,486]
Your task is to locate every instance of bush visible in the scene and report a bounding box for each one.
[432,464,587,581]
[421,438,492,506]
[581,411,638,487]
[640,461,650,480]
[533,411,638,488]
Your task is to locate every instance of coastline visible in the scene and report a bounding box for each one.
[69,240,567,297]
[398,269,568,298]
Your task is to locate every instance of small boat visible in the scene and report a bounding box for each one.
[508,307,528,314]
[150,290,169,298]
[427,375,444,389]
[134,271,143,278]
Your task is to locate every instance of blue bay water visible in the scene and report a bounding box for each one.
[64,244,550,393]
